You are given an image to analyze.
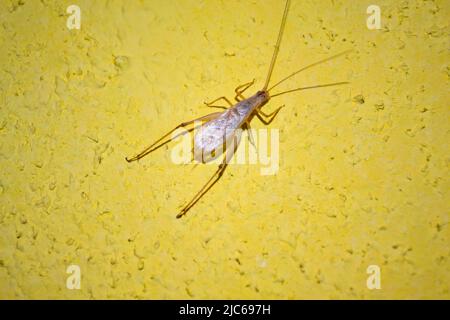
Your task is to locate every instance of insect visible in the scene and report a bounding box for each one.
[126,0,351,218]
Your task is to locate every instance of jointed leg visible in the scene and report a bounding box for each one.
[243,122,256,151]
[176,136,239,218]
[204,96,233,110]
[125,112,221,162]
[176,161,229,218]
[255,105,284,125]
[234,79,255,102]
[259,105,285,118]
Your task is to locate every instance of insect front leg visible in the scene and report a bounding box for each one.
[125,112,221,162]
[255,105,284,125]
[204,96,233,110]
[234,79,255,102]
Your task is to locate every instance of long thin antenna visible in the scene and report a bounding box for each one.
[263,0,291,91]
[268,50,352,92]
[270,81,349,98]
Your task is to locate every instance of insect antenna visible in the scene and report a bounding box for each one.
[270,81,349,98]
[268,50,352,92]
[262,0,291,91]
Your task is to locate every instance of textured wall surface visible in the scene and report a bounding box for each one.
[0,0,448,299]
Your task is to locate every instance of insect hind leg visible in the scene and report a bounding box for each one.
[176,134,239,218]
[125,112,221,162]
[176,161,229,219]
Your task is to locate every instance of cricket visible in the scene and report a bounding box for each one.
[125,0,351,218]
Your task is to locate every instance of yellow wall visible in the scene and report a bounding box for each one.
[0,0,448,299]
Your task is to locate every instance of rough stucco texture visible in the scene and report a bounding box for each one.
[0,0,449,299]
